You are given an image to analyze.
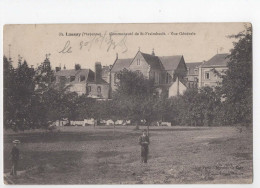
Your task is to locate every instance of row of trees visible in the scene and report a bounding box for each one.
[3,25,252,131]
[4,56,81,131]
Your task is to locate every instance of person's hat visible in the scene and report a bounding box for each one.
[12,140,21,144]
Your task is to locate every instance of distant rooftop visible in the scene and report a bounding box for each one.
[111,51,184,73]
[159,55,183,71]
[54,69,90,77]
[110,58,132,72]
[140,52,164,70]
[186,62,203,75]
[202,53,230,67]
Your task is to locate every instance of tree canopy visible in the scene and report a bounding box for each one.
[221,24,252,124]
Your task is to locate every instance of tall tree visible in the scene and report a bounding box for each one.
[34,55,54,93]
[12,60,35,130]
[3,56,16,129]
[113,69,159,132]
[221,24,252,124]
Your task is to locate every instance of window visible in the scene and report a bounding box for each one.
[70,76,75,82]
[114,73,119,83]
[97,86,101,93]
[194,69,198,74]
[97,86,102,97]
[80,75,85,81]
[137,59,140,65]
[156,73,159,84]
[60,76,66,83]
[88,86,91,92]
[205,72,210,80]
[136,70,141,75]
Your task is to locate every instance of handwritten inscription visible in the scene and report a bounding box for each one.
[59,41,72,53]
[59,31,128,54]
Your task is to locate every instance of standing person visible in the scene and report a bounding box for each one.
[139,130,150,163]
[10,140,20,176]
[94,119,97,128]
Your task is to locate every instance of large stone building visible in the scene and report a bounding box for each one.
[110,50,188,97]
[198,53,229,88]
[54,62,110,99]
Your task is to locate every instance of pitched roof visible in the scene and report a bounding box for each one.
[202,53,230,67]
[158,55,183,70]
[110,58,132,72]
[186,62,203,75]
[140,52,163,70]
[54,69,90,77]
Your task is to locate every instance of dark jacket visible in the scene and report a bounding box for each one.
[139,135,150,147]
[11,146,19,162]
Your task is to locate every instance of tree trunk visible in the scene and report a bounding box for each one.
[113,123,115,136]
[147,124,150,137]
[135,122,139,130]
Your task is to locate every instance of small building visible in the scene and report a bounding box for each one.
[198,53,229,88]
[54,62,110,99]
[168,77,187,97]
[54,68,94,95]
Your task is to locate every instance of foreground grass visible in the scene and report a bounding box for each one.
[4,125,252,184]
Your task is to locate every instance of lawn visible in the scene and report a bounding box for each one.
[4,125,253,184]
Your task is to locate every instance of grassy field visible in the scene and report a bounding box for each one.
[4,125,253,184]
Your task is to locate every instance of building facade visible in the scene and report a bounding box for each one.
[198,53,229,88]
[186,62,203,88]
[54,62,110,99]
[110,50,188,97]
[110,57,133,92]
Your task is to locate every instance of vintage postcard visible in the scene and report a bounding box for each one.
[3,23,252,184]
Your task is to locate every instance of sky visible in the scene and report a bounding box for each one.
[3,23,248,70]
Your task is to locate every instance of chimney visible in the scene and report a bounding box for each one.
[75,64,81,70]
[95,62,102,82]
[56,67,61,72]
[151,48,155,56]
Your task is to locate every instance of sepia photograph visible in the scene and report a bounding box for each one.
[3,23,252,184]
